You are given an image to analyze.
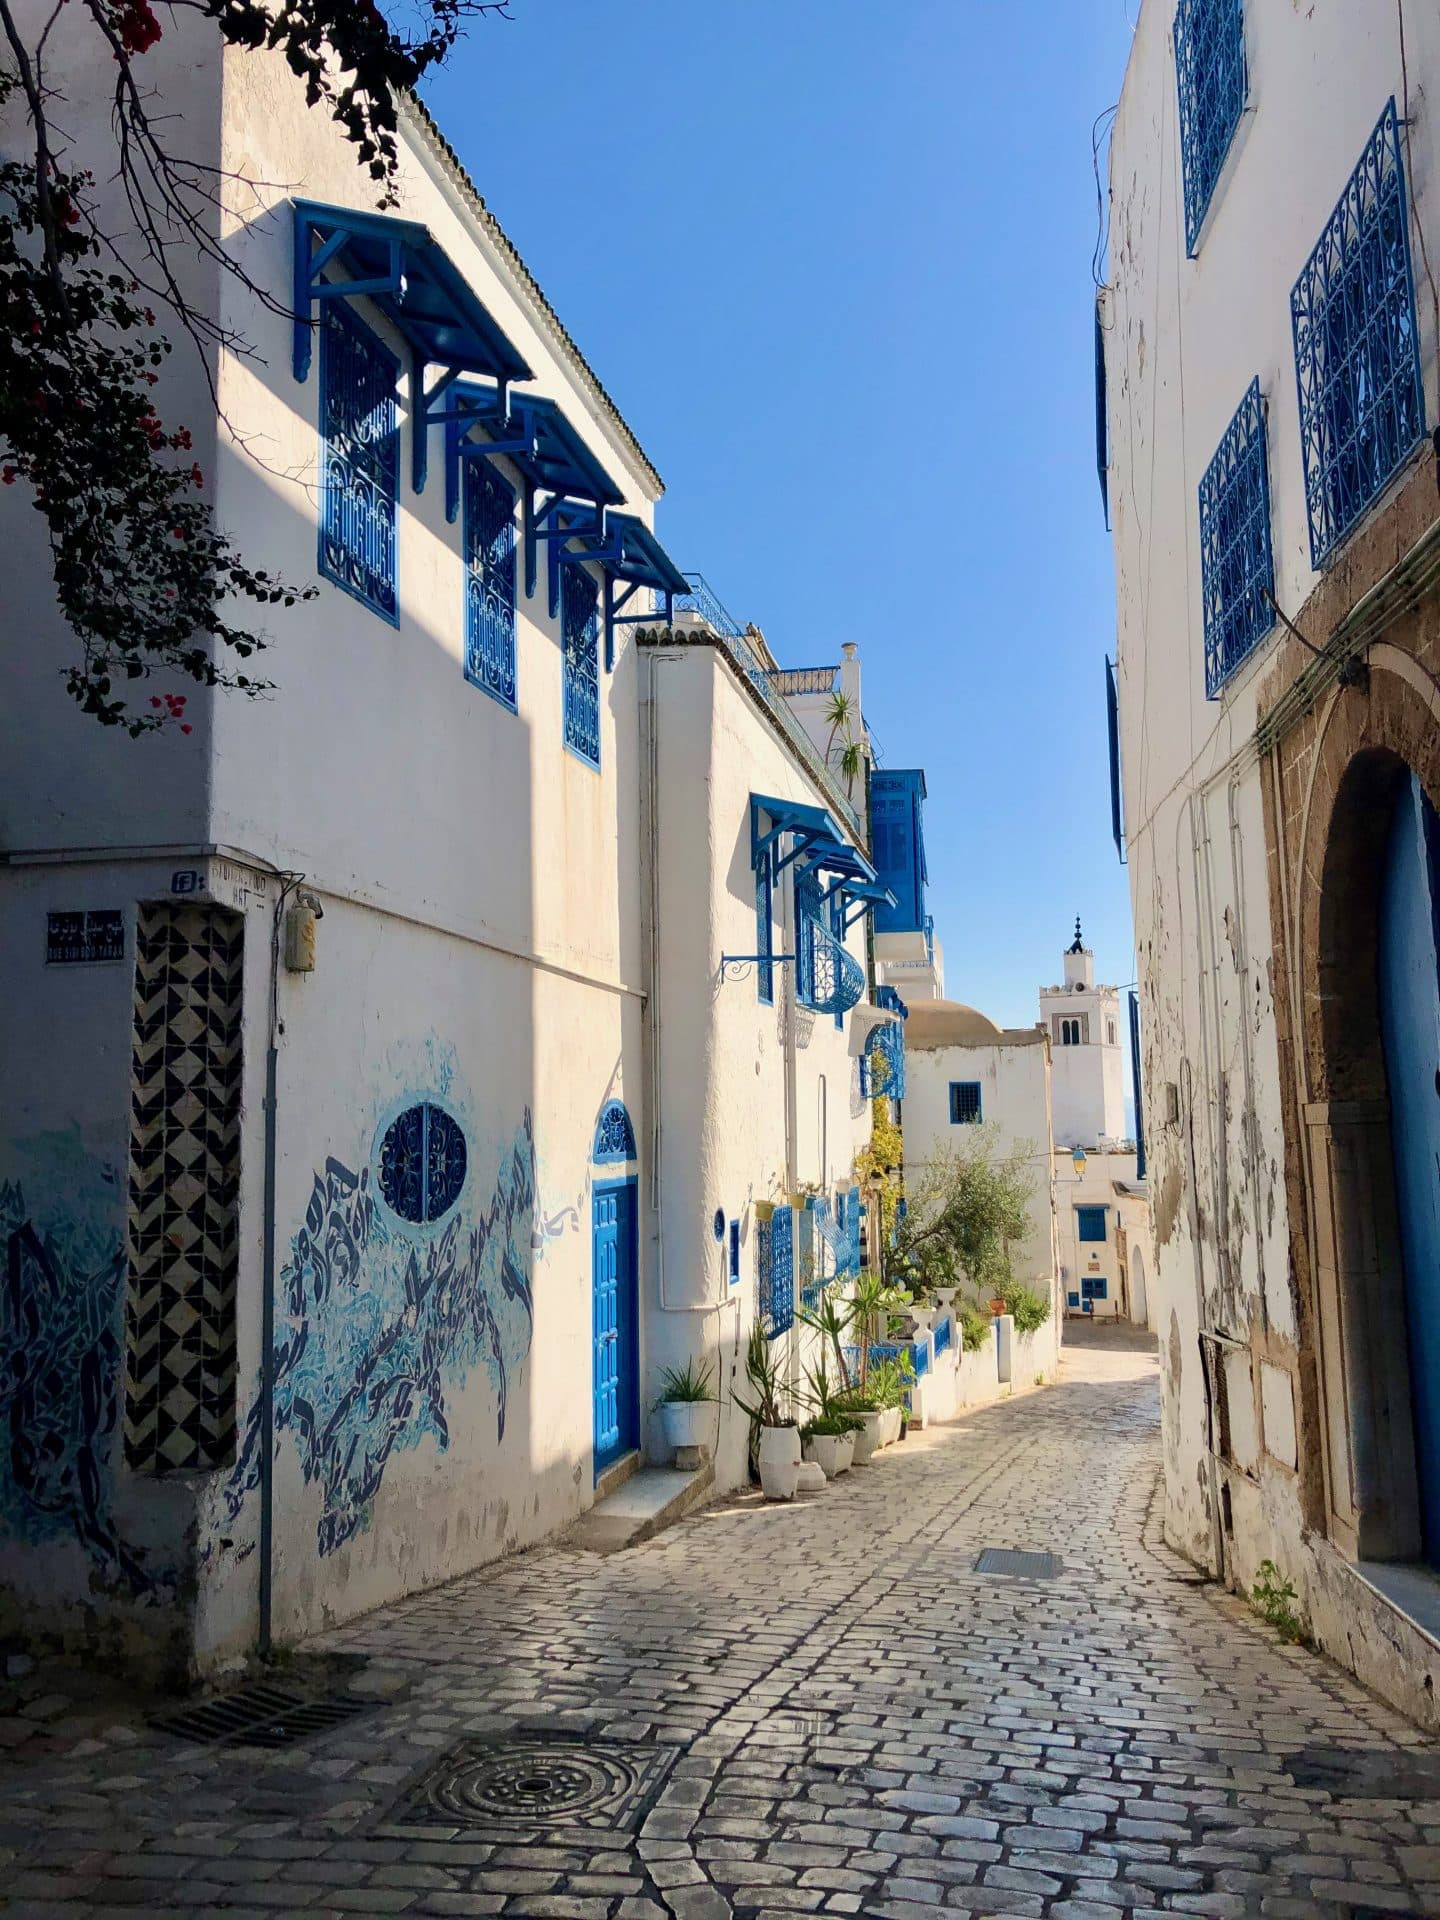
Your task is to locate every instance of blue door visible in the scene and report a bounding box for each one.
[592,1179,638,1479]
[1379,771,1440,1562]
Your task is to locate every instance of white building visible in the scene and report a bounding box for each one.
[1041,926,1154,1326]
[1103,0,1440,1724]
[0,18,889,1673]
[902,1000,1060,1347]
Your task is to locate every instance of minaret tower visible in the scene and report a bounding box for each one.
[1038,918,1127,1147]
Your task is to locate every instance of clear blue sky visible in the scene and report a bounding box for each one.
[425,0,1139,1031]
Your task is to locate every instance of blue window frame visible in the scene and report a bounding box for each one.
[949,1081,982,1125]
[760,1205,794,1337]
[1077,1205,1108,1243]
[463,460,517,710]
[1067,1290,1082,1310]
[1292,101,1426,568]
[754,847,773,1006]
[562,565,601,769]
[728,1219,740,1289]
[319,307,399,623]
[593,1101,636,1164]
[1173,0,1247,255]
[1199,378,1275,697]
[1082,1274,1109,1301]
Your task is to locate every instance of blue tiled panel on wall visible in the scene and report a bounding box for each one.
[1291,99,1426,567]
[463,461,517,709]
[319,307,399,623]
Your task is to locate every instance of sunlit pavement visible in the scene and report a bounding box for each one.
[5,1322,1440,1918]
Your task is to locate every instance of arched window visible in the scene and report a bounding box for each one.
[593,1100,637,1165]
[1061,1017,1081,1047]
[378,1103,467,1223]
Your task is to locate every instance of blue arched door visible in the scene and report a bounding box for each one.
[1379,771,1440,1562]
[592,1103,639,1480]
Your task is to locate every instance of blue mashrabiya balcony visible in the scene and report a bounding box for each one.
[736,797,879,1017]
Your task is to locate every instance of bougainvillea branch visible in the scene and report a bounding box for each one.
[0,0,513,732]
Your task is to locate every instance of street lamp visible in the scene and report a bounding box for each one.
[1072,1146,1087,1177]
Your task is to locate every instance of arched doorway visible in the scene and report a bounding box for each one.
[591,1101,639,1481]
[1378,772,1440,1562]
[1128,1242,1149,1330]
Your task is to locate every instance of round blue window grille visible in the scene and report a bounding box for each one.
[378,1103,467,1223]
[593,1100,637,1164]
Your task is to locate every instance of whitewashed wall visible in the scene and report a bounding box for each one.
[1106,0,1439,1614]
[643,642,872,1493]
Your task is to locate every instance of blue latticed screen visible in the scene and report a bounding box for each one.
[760,1206,794,1337]
[463,461,517,710]
[1291,99,1426,567]
[319,307,399,622]
[1199,378,1275,697]
[949,1081,982,1125]
[1173,0,1246,255]
[562,566,601,768]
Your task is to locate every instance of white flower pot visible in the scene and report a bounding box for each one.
[851,1410,884,1464]
[933,1288,959,1314]
[796,1459,827,1494]
[906,1305,939,1338]
[880,1405,902,1447]
[660,1400,710,1457]
[758,1423,801,1501]
[804,1431,851,1479]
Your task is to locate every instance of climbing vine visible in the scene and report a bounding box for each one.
[0,0,512,732]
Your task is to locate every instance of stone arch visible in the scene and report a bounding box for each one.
[1285,647,1440,1562]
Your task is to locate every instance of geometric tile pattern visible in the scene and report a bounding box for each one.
[124,904,243,1472]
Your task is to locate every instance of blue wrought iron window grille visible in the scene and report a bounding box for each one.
[760,1205,794,1337]
[1173,0,1246,256]
[949,1081,982,1125]
[1077,1205,1108,1243]
[593,1101,637,1164]
[319,306,400,624]
[1199,378,1276,697]
[463,459,517,711]
[795,873,865,1018]
[1291,99,1426,568]
[562,564,601,769]
[861,985,908,1101]
[377,1103,467,1223]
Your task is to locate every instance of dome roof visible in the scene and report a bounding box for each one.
[903,998,1006,1049]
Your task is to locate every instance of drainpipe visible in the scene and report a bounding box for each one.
[259,874,301,1656]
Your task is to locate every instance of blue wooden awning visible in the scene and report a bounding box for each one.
[750,794,843,874]
[839,879,898,931]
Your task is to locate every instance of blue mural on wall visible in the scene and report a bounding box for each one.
[224,1071,578,1557]
[0,1132,160,1594]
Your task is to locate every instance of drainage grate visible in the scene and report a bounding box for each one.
[974,1547,1062,1580]
[386,1733,681,1836]
[1285,1746,1440,1799]
[150,1680,373,1750]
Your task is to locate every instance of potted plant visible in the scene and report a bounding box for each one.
[802,1413,856,1479]
[869,1353,914,1447]
[734,1322,801,1500]
[654,1358,716,1460]
[834,1385,885,1464]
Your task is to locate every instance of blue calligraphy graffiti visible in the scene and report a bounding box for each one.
[0,1134,160,1593]
[224,1104,576,1556]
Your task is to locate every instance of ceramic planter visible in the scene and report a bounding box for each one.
[758,1423,801,1501]
[851,1410,884,1464]
[660,1400,710,1457]
[933,1288,959,1314]
[796,1459,827,1494]
[804,1431,851,1480]
[879,1405,902,1447]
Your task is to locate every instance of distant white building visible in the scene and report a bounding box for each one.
[1041,925,1154,1326]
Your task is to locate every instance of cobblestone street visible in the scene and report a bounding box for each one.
[6,1326,1440,1919]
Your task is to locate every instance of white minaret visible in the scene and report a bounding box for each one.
[1038,919,1127,1148]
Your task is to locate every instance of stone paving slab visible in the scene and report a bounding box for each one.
[5,1330,1440,1916]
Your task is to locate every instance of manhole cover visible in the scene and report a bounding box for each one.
[1286,1746,1440,1798]
[974,1547,1062,1580]
[150,1680,373,1749]
[386,1734,681,1835]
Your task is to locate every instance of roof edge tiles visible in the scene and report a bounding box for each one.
[401,91,664,499]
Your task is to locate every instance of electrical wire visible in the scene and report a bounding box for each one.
[1092,103,1118,289]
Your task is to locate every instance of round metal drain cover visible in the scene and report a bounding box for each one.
[433,1742,638,1822]
[386,1733,683,1835]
